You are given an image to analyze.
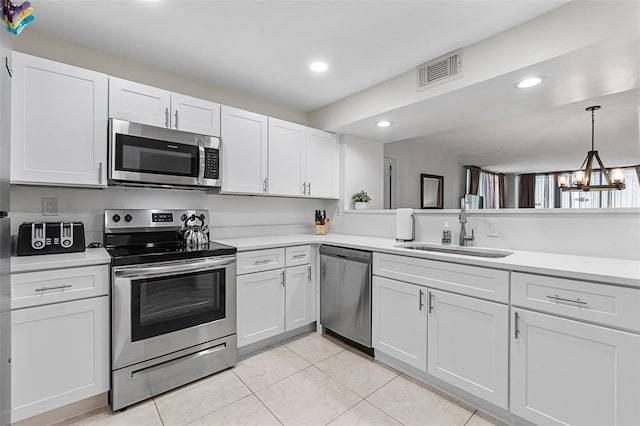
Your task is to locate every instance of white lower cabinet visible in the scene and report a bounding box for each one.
[427,289,508,408]
[510,308,640,426]
[237,269,285,347]
[285,264,313,331]
[11,296,109,422]
[372,276,427,371]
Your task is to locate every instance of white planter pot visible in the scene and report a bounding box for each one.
[354,202,368,210]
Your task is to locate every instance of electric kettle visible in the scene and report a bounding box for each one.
[181,214,209,249]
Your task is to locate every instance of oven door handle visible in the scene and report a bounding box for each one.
[116,257,235,280]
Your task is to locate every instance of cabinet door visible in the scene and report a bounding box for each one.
[511,308,640,426]
[372,276,426,371]
[285,265,313,331]
[11,53,108,187]
[108,76,171,128]
[11,297,109,422]
[237,269,285,347]
[268,118,305,196]
[171,93,220,136]
[305,128,338,198]
[220,106,268,194]
[427,290,508,408]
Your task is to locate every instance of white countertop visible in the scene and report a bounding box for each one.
[11,248,111,273]
[216,233,640,288]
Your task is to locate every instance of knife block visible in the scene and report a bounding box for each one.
[315,218,330,235]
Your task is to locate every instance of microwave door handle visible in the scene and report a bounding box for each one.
[117,257,235,279]
[198,145,205,185]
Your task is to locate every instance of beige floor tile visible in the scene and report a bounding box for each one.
[233,345,310,392]
[367,375,474,426]
[328,400,402,426]
[284,332,344,364]
[154,369,251,426]
[465,411,507,426]
[187,395,281,426]
[56,400,162,426]
[316,350,398,398]
[256,366,362,426]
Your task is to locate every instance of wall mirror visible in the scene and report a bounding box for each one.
[420,174,443,209]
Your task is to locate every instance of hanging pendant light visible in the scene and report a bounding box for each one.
[558,105,626,192]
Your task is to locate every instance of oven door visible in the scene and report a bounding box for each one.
[112,256,236,370]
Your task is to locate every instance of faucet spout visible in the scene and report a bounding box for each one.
[459,198,474,246]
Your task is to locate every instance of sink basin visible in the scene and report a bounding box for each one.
[395,243,513,258]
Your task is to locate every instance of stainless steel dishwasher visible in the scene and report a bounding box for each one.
[319,245,372,349]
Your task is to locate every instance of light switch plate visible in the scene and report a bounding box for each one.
[486,218,499,237]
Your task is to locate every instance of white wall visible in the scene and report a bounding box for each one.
[332,209,640,260]
[9,186,337,244]
[13,31,308,125]
[384,140,464,209]
[340,134,384,210]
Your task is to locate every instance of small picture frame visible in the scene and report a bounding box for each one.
[420,173,444,209]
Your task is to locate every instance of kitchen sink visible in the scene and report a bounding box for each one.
[395,243,513,258]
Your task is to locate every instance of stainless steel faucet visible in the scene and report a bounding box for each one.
[459,198,474,246]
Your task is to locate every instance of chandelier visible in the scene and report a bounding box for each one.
[558,106,626,192]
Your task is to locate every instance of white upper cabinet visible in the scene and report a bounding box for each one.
[268,118,305,196]
[221,106,268,194]
[109,77,220,136]
[11,53,108,187]
[305,128,339,198]
[169,92,220,136]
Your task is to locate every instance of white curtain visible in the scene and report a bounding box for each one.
[478,170,501,209]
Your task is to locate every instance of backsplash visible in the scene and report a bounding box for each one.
[330,209,640,260]
[9,185,337,244]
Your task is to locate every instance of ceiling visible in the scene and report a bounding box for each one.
[29,0,569,112]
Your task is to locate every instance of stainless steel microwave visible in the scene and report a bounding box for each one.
[109,119,221,188]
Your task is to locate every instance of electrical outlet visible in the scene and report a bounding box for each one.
[486,218,499,237]
[42,197,59,216]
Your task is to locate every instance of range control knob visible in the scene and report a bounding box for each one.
[124,214,133,223]
[112,214,121,223]
[199,214,205,221]
[181,214,188,222]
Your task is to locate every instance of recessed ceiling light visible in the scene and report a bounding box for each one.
[376,120,393,128]
[516,77,543,89]
[310,61,328,73]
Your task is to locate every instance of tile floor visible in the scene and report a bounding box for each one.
[57,333,506,426]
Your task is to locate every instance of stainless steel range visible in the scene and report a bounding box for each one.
[104,209,237,411]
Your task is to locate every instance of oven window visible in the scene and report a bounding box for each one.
[115,134,199,177]
[131,269,225,341]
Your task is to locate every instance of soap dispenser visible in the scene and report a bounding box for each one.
[442,221,451,245]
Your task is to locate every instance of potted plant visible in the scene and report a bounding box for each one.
[351,190,371,210]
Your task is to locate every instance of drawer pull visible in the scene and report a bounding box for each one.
[292,254,306,259]
[35,284,72,292]
[253,259,272,265]
[546,294,588,305]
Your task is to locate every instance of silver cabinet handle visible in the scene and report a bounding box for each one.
[514,312,520,339]
[254,259,271,265]
[303,181,307,195]
[428,291,434,313]
[307,182,311,196]
[546,295,588,305]
[263,178,268,193]
[292,254,306,259]
[174,110,179,129]
[164,107,169,128]
[35,284,72,292]
[98,162,103,184]
[418,289,424,311]
[281,270,285,287]
[307,266,311,282]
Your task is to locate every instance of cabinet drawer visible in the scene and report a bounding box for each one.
[512,272,640,332]
[373,253,509,303]
[285,245,311,267]
[236,248,285,275]
[12,265,109,309]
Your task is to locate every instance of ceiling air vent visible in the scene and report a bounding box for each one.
[416,49,463,91]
